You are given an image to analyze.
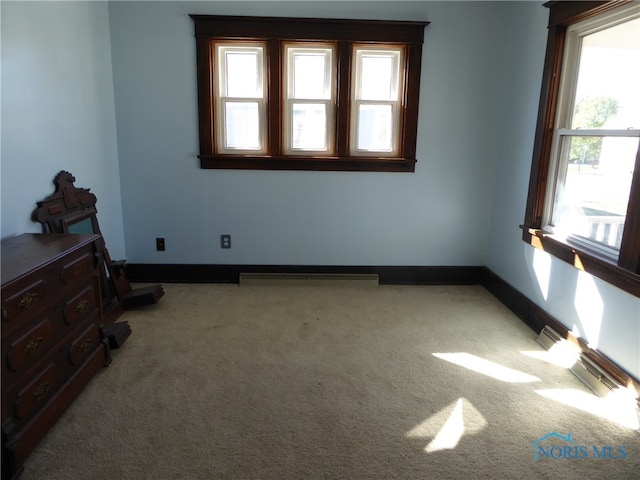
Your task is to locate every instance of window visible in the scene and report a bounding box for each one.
[190,15,429,172]
[283,43,336,156]
[215,43,267,154]
[523,1,640,297]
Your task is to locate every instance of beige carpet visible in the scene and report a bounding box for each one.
[21,284,640,479]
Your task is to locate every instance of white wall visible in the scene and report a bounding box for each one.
[484,2,640,379]
[1,1,125,258]
[108,1,509,265]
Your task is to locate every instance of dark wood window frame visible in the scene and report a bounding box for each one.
[522,1,640,298]
[190,15,429,173]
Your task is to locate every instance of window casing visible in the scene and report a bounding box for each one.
[523,1,640,297]
[190,15,429,172]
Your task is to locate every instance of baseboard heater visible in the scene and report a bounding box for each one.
[536,326,630,399]
[536,325,564,350]
[239,272,379,286]
[570,353,624,398]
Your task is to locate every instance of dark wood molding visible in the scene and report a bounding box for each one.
[618,147,640,274]
[189,15,429,44]
[125,264,484,285]
[544,1,632,27]
[190,14,427,172]
[198,155,416,172]
[521,227,640,298]
[523,23,566,228]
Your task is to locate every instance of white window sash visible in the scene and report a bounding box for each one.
[283,44,336,156]
[350,46,403,157]
[215,43,267,155]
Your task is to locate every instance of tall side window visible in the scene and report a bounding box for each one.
[190,15,428,172]
[523,1,640,297]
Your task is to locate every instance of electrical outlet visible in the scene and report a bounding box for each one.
[156,237,165,251]
[220,234,231,249]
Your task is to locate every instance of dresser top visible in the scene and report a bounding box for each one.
[1,233,100,286]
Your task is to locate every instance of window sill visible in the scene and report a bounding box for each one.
[521,225,640,298]
[198,155,417,172]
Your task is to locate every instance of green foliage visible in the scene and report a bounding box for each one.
[569,97,619,164]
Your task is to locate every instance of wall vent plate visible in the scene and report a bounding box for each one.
[239,273,379,287]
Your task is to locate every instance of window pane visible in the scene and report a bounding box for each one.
[357,104,393,152]
[225,51,261,98]
[224,102,261,150]
[292,103,327,150]
[572,18,640,130]
[553,135,638,250]
[360,53,398,100]
[293,53,329,99]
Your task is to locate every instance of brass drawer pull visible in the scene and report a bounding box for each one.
[75,300,89,313]
[18,293,39,309]
[32,382,50,401]
[24,336,44,354]
[79,338,93,353]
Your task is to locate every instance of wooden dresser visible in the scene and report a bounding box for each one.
[1,233,110,479]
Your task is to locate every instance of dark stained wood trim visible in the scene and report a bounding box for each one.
[521,227,640,298]
[402,43,422,160]
[194,36,214,157]
[189,15,429,44]
[267,38,282,156]
[523,24,566,229]
[618,147,640,274]
[335,42,351,158]
[190,15,427,173]
[198,155,416,172]
[125,264,484,285]
[544,1,632,27]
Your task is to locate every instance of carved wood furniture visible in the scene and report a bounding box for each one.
[32,171,164,346]
[1,234,110,479]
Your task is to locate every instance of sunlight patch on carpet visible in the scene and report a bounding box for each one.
[433,352,541,383]
[406,398,487,453]
[520,339,580,369]
[535,388,640,430]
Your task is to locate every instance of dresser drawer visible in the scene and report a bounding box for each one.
[63,285,98,326]
[13,364,57,420]
[2,280,48,323]
[69,324,101,366]
[6,319,54,372]
[60,253,94,285]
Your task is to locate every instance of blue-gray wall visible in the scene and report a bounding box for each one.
[2,1,638,379]
[1,0,125,258]
[109,2,510,265]
[483,3,640,381]
[108,1,510,266]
